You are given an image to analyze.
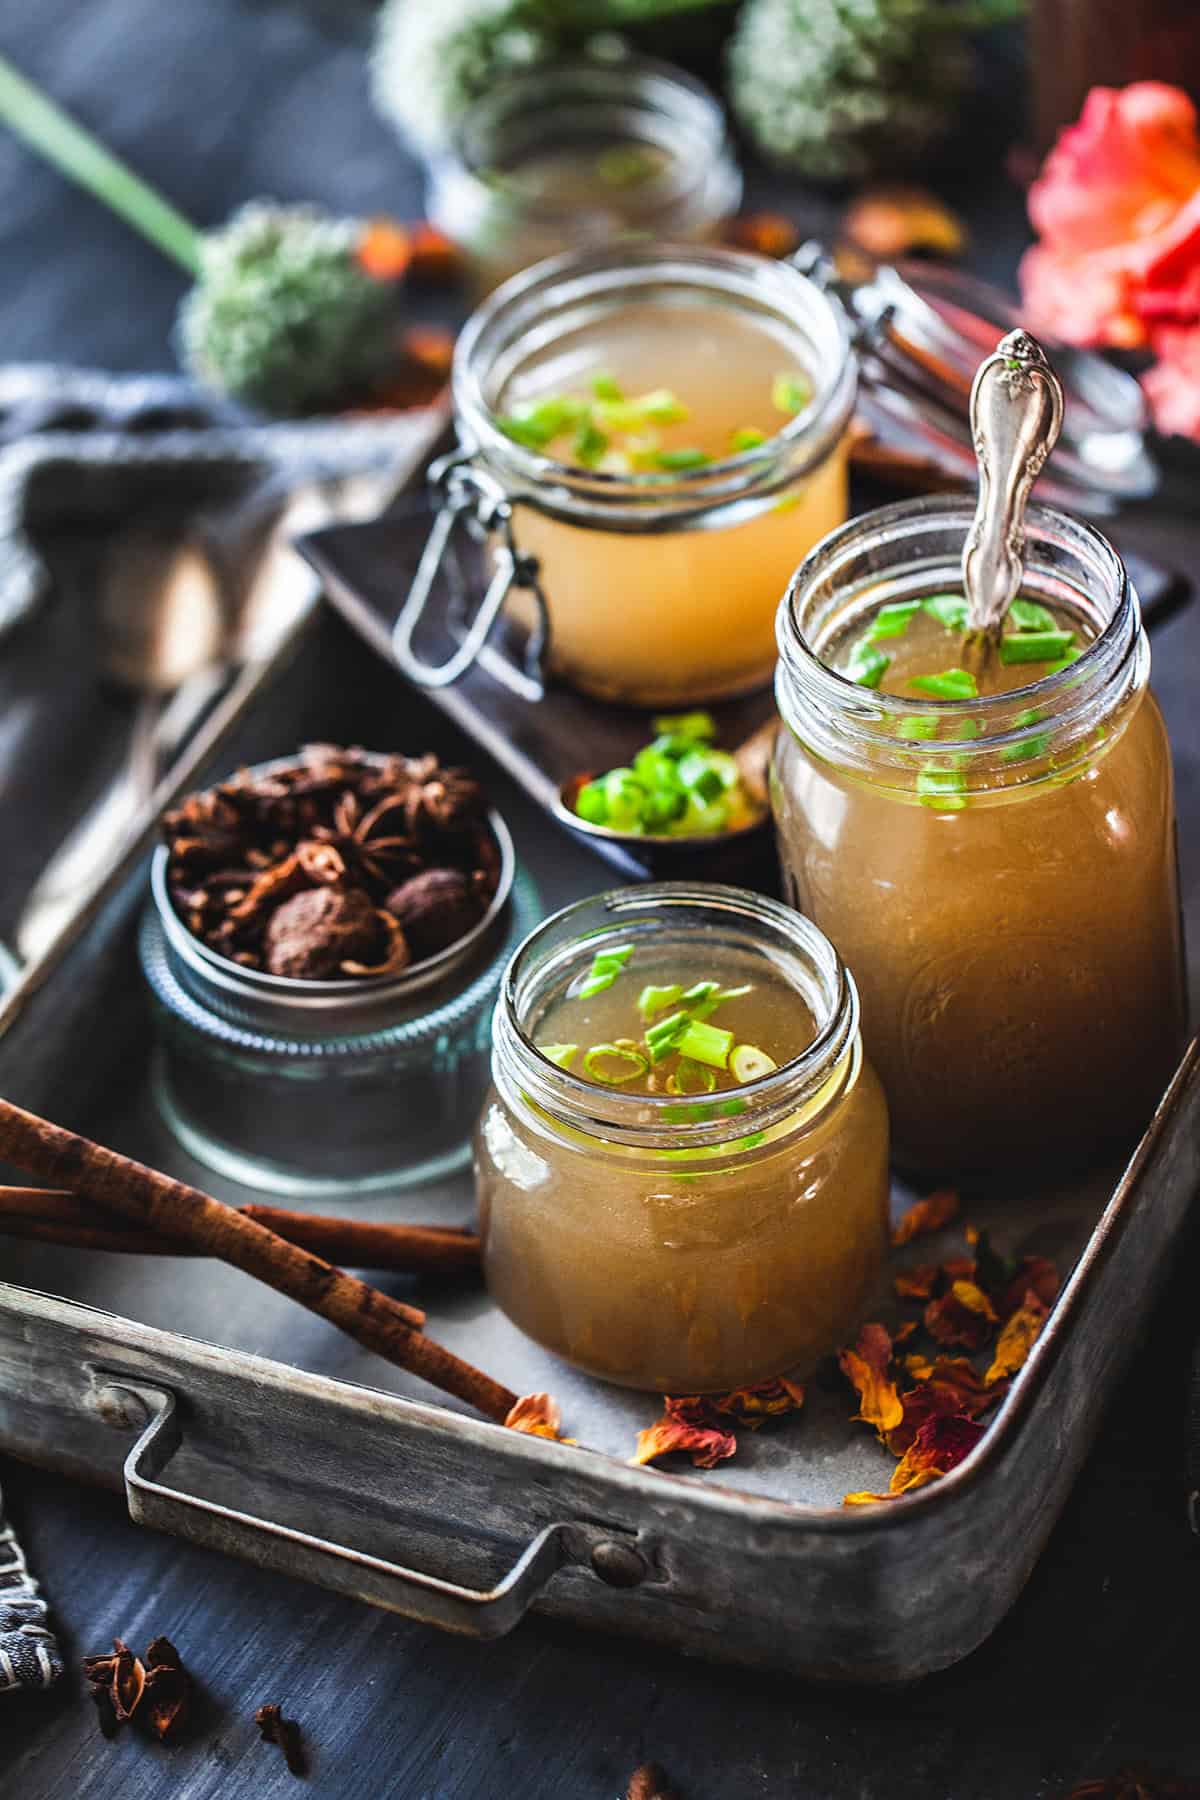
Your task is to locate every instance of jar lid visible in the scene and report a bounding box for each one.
[798,248,1158,514]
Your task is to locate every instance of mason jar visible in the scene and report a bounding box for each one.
[772,496,1187,1180]
[140,803,538,1198]
[425,55,742,295]
[475,882,889,1393]
[395,243,856,707]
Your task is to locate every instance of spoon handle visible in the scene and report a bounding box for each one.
[962,329,1064,637]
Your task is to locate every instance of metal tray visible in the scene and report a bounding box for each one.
[1,604,1198,1683]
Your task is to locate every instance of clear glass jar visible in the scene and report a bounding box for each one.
[426,55,742,296]
[397,243,856,706]
[139,808,538,1198]
[475,882,889,1393]
[773,496,1187,1180]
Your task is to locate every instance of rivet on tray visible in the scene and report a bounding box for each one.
[590,1540,648,1589]
[89,1382,150,1432]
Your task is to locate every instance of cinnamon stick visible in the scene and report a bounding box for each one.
[0,1187,481,1275]
[0,1100,516,1424]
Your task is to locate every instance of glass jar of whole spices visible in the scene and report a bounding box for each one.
[140,748,538,1196]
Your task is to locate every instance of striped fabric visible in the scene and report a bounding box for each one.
[0,1482,62,1695]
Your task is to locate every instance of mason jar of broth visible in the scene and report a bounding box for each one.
[773,496,1187,1180]
[475,882,889,1393]
[396,244,855,706]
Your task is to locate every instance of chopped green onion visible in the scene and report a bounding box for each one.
[661,1100,717,1124]
[1008,598,1056,632]
[571,418,608,468]
[1045,645,1084,674]
[772,371,812,414]
[922,594,968,632]
[684,981,753,1021]
[669,1057,717,1096]
[645,1010,690,1062]
[999,629,1076,665]
[574,779,608,824]
[898,714,938,741]
[909,667,978,700]
[727,1131,767,1152]
[595,144,660,188]
[639,388,689,425]
[638,983,683,1021]
[675,1019,734,1069]
[654,447,709,471]
[954,718,982,740]
[681,980,721,1006]
[1000,707,1051,764]
[730,1043,777,1083]
[652,711,715,741]
[601,768,646,829]
[917,767,968,812]
[583,1042,648,1084]
[538,1043,578,1069]
[773,491,802,513]
[730,425,767,452]
[716,1096,748,1117]
[591,371,623,402]
[677,751,730,804]
[577,971,616,999]
[496,414,555,451]
[866,601,920,643]
[643,788,687,830]
[846,642,891,689]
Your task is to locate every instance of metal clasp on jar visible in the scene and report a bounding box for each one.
[392,448,551,701]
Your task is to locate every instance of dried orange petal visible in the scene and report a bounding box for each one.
[505,1392,565,1440]
[985,1290,1049,1384]
[892,1188,960,1246]
[889,1412,984,1494]
[924,1279,998,1350]
[632,1417,737,1470]
[839,1322,903,1436]
[715,1376,805,1428]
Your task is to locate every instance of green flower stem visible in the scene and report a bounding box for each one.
[0,54,202,275]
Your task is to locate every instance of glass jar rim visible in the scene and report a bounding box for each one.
[493,880,861,1148]
[775,494,1144,782]
[444,53,732,225]
[452,243,857,524]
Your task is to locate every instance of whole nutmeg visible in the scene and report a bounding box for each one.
[264,885,382,979]
[386,867,485,960]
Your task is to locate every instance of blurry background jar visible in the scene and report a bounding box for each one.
[425,55,742,296]
[398,243,856,706]
[772,496,1186,1181]
[476,882,889,1394]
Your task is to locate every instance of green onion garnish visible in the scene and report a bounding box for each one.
[595,145,660,188]
[1046,645,1084,674]
[572,418,608,468]
[846,642,891,689]
[583,1043,648,1084]
[538,1043,578,1069]
[866,601,920,643]
[675,1019,733,1069]
[677,752,727,804]
[909,667,978,700]
[898,714,938,741]
[716,1096,748,1117]
[574,942,633,999]
[772,371,812,415]
[1008,598,1056,633]
[917,767,968,812]
[645,1010,690,1063]
[999,630,1076,665]
[730,426,767,452]
[639,389,689,425]
[669,1057,718,1097]
[730,1044,777,1083]
[654,447,709,471]
[1000,707,1051,764]
[652,711,715,741]
[922,594,969,632]
[496,414,555,451]
[601,768,646,830]
[727,1131,767,1152]
[638,983,683,1021]
[591,371,623,402]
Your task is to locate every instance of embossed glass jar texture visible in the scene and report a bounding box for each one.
[140,802,537,1198]
[475,883,890,1394]
[772,496,1187,1179]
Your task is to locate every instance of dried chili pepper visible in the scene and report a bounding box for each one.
[257,1702,308,1777]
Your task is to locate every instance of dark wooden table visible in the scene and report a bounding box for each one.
[2,5,1200,1796]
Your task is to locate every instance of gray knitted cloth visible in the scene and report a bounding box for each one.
[0,1481,62,1695]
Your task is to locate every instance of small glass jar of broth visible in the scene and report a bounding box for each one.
[426,56,742,295]
[476,882,890,1393]
[773,496,1187,1180]
[396,243,855,706]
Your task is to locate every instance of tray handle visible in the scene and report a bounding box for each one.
[113,1379,629,1638]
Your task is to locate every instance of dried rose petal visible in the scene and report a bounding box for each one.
[505,1392,565,1441]
[985,1290,1049,1385]
[894,1263,939,1301]
[715,1376,805,1428]
[924,1280,998,1350]
[838,1323,903,1436]
[841,185,965,260]
[632,1416,737,1471]
[892,1189,960,1246]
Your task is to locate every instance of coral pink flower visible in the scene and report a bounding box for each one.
[1020,83,1200,350]
[1141,324,1200,438]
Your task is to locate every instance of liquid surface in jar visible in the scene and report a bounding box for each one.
[498,302,812,471]
[490,140,674,210]
[826,591,1086,698]
[532,941,816,1101]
